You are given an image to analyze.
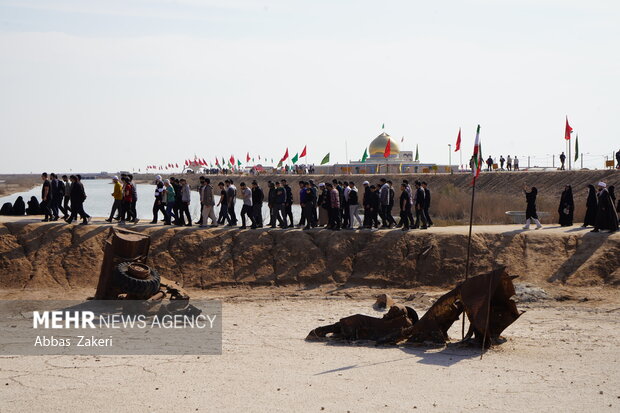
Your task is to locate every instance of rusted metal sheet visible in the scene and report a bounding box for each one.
[94,227,151,300]
[401,266,522,347]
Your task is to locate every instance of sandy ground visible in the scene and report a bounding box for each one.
[1,287,619,412]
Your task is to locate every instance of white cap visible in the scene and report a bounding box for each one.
[363,181,369,185]
[112,176,119,180]
[598,181,607,188]
[318,183,325,187]
[155,175,162,181]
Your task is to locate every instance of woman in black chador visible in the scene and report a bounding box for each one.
[558,185,574,227]
[582,184,597,228]
[11,196,26,215]
[523,184,542,230]
[592,182,619,233]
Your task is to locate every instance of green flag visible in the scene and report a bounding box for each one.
[320,153,330,165]
[361,148,368,163]
[222,157,226,166]
[574,134,579,162]
[237,159,242,166]
[415,144,419,161]
[382,123,384,130]
[277,160,283,168]
[291,153,299,164]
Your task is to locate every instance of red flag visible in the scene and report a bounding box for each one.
[200,159,205,166]
[383,139,391,158]
[300,145,307,158]
[565,116,573,140]
[185,160,188,166]
[175,163,178,168]
[281,148,289,162]
[455,128,461,152]
[215,158,219,166]
[246,152,251,162]
[230,155,235,165]
[201,158,206,165]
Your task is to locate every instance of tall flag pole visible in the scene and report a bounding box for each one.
[462,124,481,340]
[565,116,573,170]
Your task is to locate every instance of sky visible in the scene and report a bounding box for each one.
[1,0,619,173]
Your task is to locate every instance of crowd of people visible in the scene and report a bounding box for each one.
[2,172,618,234]
[523,181,618,232]
[141,175,434,231]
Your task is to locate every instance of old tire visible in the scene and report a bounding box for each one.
[114,262,160,297]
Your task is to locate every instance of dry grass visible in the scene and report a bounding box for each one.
[431,183,570,225]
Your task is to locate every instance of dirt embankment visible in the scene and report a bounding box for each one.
[1,221,618,291]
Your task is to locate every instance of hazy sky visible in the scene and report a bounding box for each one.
[1,0,619,173]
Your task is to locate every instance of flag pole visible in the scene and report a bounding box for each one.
[462,177,476,340]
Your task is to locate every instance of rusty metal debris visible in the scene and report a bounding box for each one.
[381,267,522,347]
[306,304,419,342]
[93,227,194,309]
[308,267,522,348]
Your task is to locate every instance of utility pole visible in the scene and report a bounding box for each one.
[552,154,555,168]
[528,156,530,168]
[581,153,583,169]
[448,144,452,174]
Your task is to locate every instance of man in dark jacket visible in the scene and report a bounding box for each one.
[251,180,264,227]
[362,181,372,228]
[414,181,428,229]
[281,179,294,228]
[422,181,433,227]
[67,175,89,225]
[272,181,286,228]
[267,181,276,226]
[302,181,317,230]
[368,185,380,228]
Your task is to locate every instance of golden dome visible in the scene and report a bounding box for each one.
[368,132,400,157]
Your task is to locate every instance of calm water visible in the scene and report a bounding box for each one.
[0,179,302,222]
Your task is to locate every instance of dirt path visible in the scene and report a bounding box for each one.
[0,288,619,412]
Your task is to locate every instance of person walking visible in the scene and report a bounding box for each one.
[273,181,287,228]
[558,185,574,226]
[217,182,229,225]
[582,184,598,228]
[61,175,71,220]
[386,180,397,227]
[196,176,206,225]
[327,182,340,230]
[616,149,620,169]
[172,177,183,225]
[399,183,412,231]
[39,172,53,222]
[178,178,192,226]
[499,155,505,170]
[119,177,133,225]
[514,156,520,171]
[225,179,238,226]
[251,180,264,228]
[317,183,329,227]
[281,179,294,227]
[302,181,317,230]
[66,175,89,225]
[506,155,512,171]
[200,178,218,227]
[522,184,542,229]
[128,174,139,224]
[422,181,433,227]
[150,180,166,224]
[591,182,619,233]
[379,178,391,228]
[559,152,566,170]
[347,182,363,229]
[342,180,351,229]
[362,181,372,228]
[267,181,276,227]
[239,182,255,229]
[105,176,123,223]
[413,181,428,229]
[163,179,176,225]
[49,173,62,221]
